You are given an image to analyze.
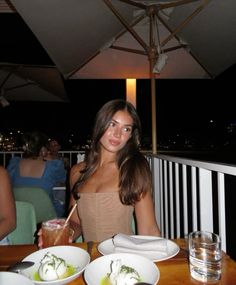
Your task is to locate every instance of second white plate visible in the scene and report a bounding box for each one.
[98,235,180,262]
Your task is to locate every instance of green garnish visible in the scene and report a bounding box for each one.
[120,264,139,275]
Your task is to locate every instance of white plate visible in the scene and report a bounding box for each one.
[98,235,180,262]
[84,253,160,285]
[21,245,90,285]
[0,272,34,285]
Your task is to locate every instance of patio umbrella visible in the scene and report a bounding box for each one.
[0,64,69,104]
[5,0,236,152]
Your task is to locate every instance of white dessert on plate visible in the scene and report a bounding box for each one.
[38,252,67,281]
[106,259,141,285]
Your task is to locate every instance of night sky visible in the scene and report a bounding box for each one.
[0,65,235,150]
[0,13,235,150]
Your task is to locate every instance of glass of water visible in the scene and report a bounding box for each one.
[189,231,222,282]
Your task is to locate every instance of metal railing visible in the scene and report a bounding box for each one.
[151,154,236,254]
[0,151,84,169]
[1,150,233,254]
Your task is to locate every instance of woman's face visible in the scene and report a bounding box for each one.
[100,110,133,153]
[39,146,48,158]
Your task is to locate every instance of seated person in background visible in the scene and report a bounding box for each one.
[45,139,70,170]
[0,166,16,245]
[39,145,48,160]
[45,139,61,160]
[7,131,67,217]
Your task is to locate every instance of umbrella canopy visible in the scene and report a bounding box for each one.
[1,0,235,152]
[0,64,69,104]
[6,0,236,79]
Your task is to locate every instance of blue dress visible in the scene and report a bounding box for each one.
[7,157,67,217]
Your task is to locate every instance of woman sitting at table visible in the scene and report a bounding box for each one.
[38,100,160,246]
[0,166,16,245]
[68,99,161,242]
[7,131,67,217]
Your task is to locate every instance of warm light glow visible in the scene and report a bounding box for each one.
[126,79,136,108]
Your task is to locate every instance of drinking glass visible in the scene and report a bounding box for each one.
[189,231,222,282]
[42,218,69,248]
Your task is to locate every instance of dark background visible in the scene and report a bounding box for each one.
[0,13,235,152]
[1,65,235,151]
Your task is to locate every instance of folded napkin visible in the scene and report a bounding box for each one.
[112,233,168,260]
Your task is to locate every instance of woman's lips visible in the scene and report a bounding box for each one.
[109,139,120,146]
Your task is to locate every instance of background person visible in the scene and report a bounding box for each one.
[45,139,61,160]
[0,166,16,245]
[45,139,70,170]
[7,131,67,217]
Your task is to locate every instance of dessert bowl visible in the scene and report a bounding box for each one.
[21,245,90,285]
[0,271,34,285]
[84,252,160,285]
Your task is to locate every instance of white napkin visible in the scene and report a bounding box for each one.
[112,233,168,260]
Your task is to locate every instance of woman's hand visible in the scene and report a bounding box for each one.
[37,228,43,249]
[69,228,74,243]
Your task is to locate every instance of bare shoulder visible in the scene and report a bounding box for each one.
[0,166,8,176]
[70,161,86,185]
[0,166,11,191]
[70,161,85,173]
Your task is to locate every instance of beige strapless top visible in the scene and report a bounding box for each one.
[77,192,134,242]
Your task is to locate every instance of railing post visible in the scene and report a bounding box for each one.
[199,168,213,232]
[182,164,188,237]
[218,172,226,252]
[164,160,169,238]
[175,163,180,238]
[191,166,198,231]
[169,162,174,239]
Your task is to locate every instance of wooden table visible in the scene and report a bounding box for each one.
[1,240,236,284]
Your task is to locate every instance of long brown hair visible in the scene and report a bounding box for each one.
[72,99,152,205]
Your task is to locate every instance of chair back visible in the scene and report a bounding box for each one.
[8,201,37,244]
[13,187,57,224]
[132,214,137,234]
[75,235,83,243]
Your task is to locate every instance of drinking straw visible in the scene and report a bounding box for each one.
[53,203,77,245]
[64,203,78,225]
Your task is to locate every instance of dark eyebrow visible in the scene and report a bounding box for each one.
[111,119,133,128]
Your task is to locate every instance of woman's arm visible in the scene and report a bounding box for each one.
[0,167,16,240]
[68,163,85,241]
[68,196,82,241]
[134,189,161,237]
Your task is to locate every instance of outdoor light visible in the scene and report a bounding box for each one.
[153,53,168,73]
[126,79,136,108]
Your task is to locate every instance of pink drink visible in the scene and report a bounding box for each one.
[42,218,69,248]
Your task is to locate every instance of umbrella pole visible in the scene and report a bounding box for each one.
[148,6,157,155]
[151,70,157,155]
